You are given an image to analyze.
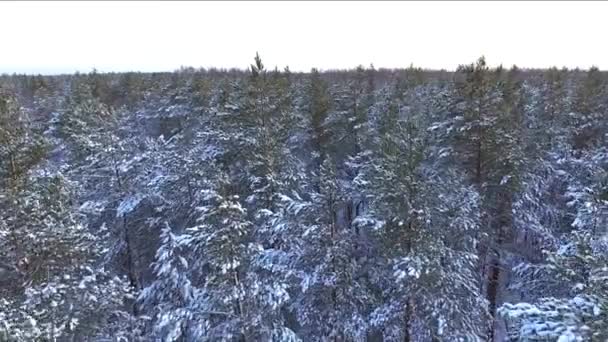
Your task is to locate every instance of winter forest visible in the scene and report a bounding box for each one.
[0,54,607,342]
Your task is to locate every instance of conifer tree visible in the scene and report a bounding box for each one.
[1,174,136,341]
[500,229,608,340]
[450,58,527,339]
[183,171,297,341]
[139,223,193,341]
[306,68,331,166]
[359,83,488,340]
[571,66,606,149]
[0,88,46,191]
[291,157,370,341]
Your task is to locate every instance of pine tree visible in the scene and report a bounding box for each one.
[306,68,331,167]
[291,156,370,342]
[359,83,488,340]
[570,66,606,150]
[500,229,608,340]
[0,87,46,191]
[0,174,136,341]
[539,67,570,148]
[139,223,193,341]
[57,75,116,161]
[183,171,297,341]
[451,58,527,338]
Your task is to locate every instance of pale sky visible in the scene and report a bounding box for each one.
[2,1,607,75]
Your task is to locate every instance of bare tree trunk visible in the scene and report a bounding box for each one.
[486,254,501,340]
[487,192,511,340]
[123,216,139,316]
[346,201,353,231]
[403,298,412,342]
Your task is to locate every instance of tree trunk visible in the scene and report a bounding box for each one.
[487,191,511,340]
[403,298,412,342]
[486,255,500,340]
[123,216,139,316]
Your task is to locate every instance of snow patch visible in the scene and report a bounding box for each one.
[116,194,144,217]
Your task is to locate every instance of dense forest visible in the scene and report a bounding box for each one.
[0,55,607,341]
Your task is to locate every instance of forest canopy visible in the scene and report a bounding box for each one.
[0,55,607,341]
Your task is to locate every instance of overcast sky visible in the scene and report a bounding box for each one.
[2,1,607,74]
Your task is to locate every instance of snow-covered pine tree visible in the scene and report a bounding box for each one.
[570,66,606,150]
[536,67,571,149]
[139,222,193,341]
[221,54,299,340]
[450,58,527,339]
[306,68,332,168]
[56,75,117,161]
[500,229,608,340]
[358,81,489,341]
[0,87,47,191]
[501,133,608,340]
[291,156,371,342]
[1,173,136,341]
[183,171,298,341]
